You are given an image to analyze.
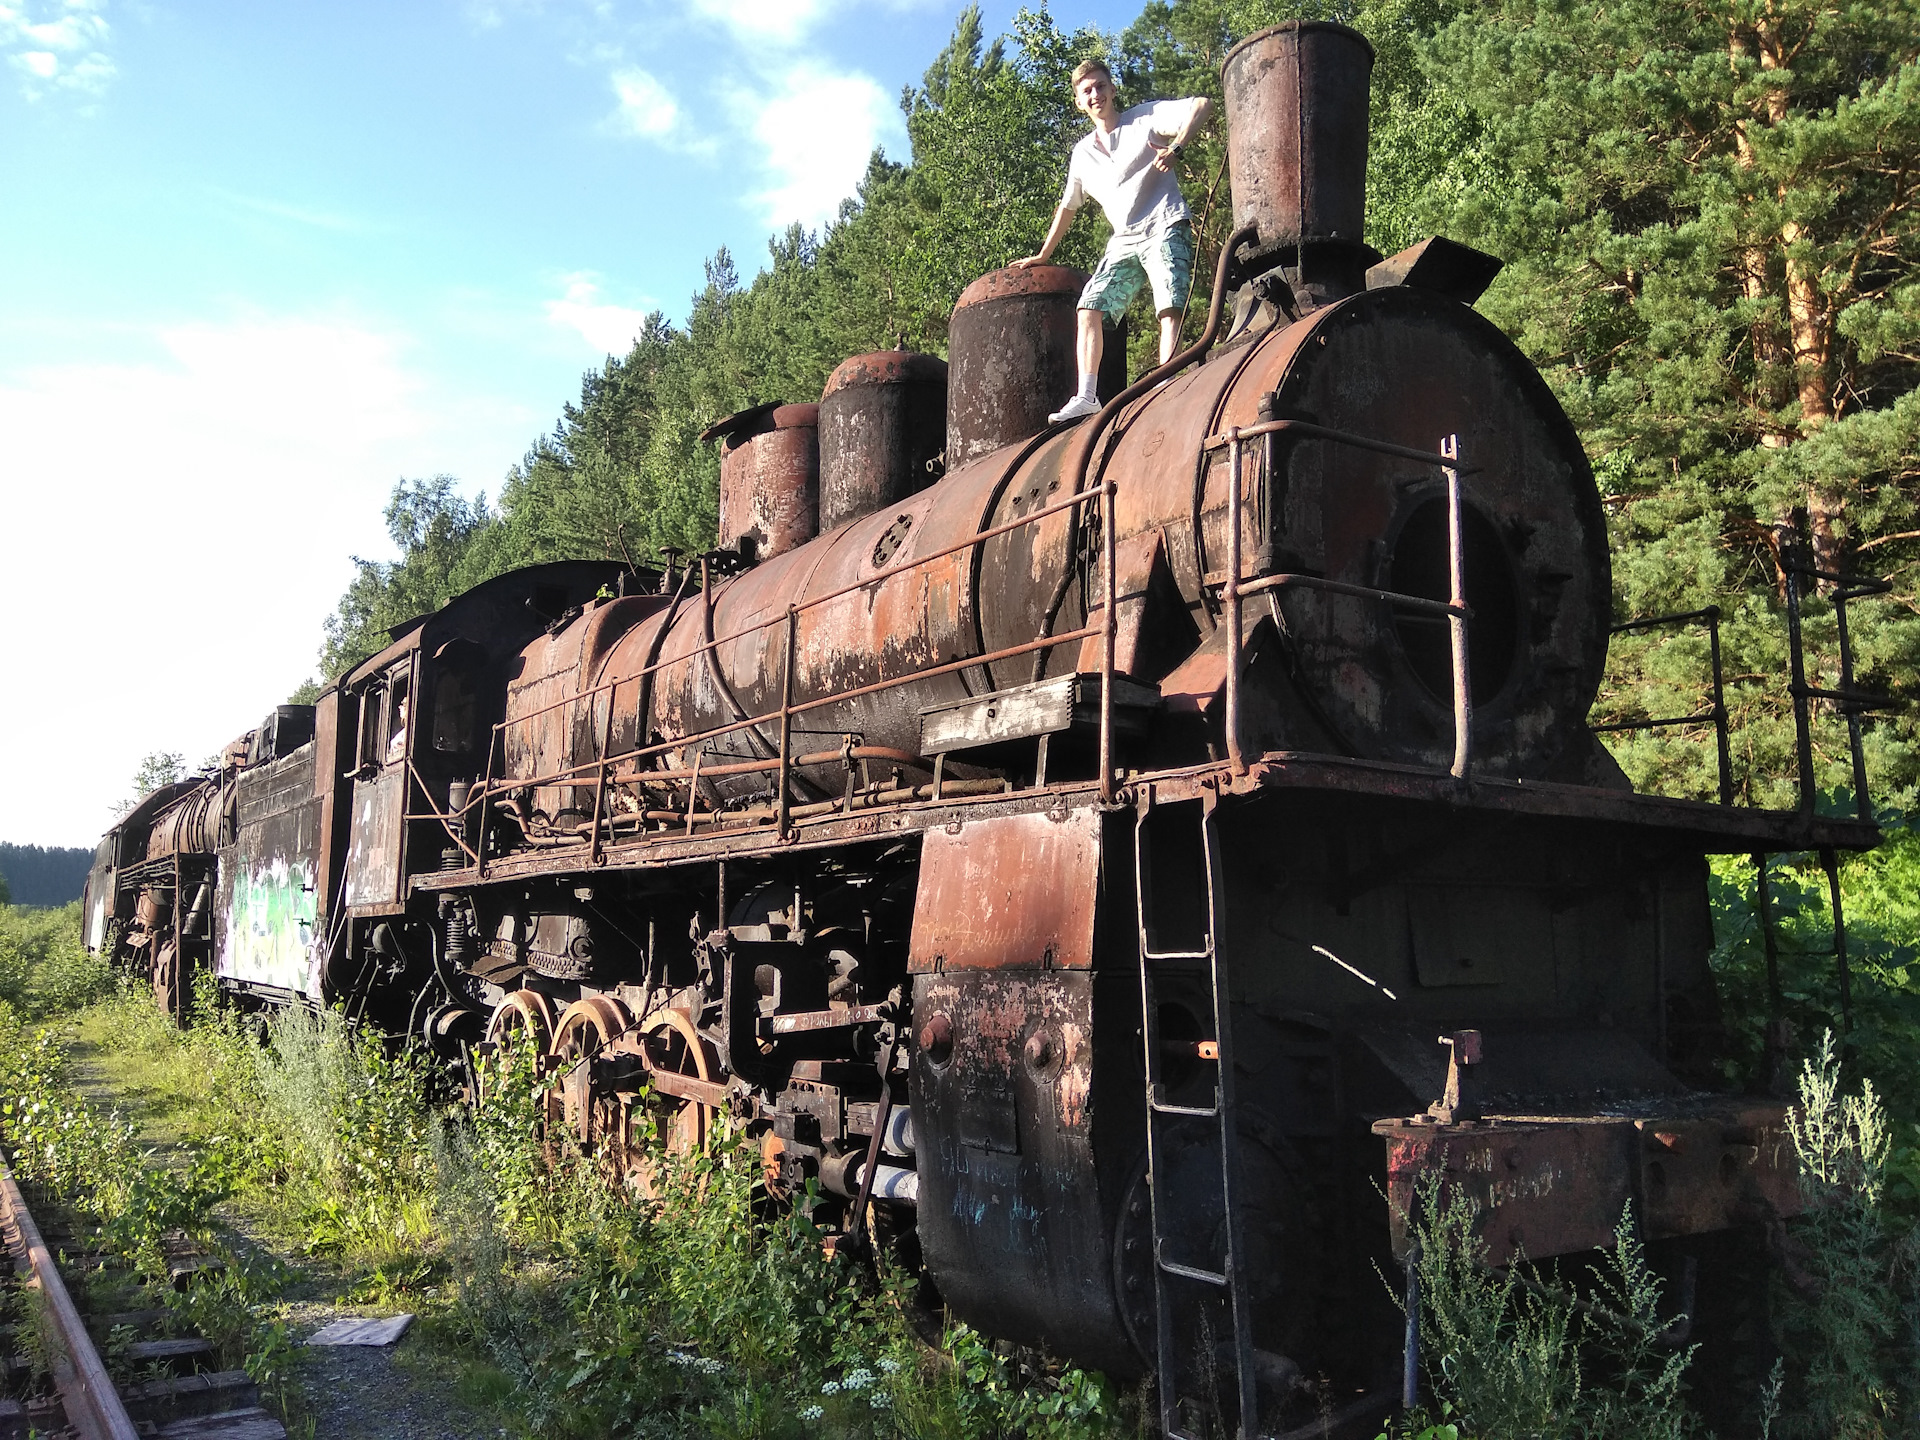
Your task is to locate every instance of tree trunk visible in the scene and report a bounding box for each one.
[1732,19,1844,579]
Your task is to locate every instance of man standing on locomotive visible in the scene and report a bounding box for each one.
[1013,57,1213,424]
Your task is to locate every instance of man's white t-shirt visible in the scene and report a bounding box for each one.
[1060,98,1203,243]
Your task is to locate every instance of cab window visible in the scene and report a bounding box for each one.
[431,663,477,754]
[385,671,411,764]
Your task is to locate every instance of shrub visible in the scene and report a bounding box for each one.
[1403,1178,1694,1440]
[1774,1035,1920,1439]
[0,902,112,1020]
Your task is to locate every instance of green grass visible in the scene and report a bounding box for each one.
[6,882,1920,1438]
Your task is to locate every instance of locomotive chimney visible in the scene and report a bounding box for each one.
[945,266,1127,467]
[702,402,820,564]
[1221,21,1376,312]
[818,349,948,533]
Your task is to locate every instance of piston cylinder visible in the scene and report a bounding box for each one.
[818,350,948,533]
[946,266,1130,467]
[709,403,820,562]
[1221,21,1375,308]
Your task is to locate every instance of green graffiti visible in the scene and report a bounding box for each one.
[223,857,319,994]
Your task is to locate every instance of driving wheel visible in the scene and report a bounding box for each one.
[548,996,635,1167]
[635,1009,722,1195]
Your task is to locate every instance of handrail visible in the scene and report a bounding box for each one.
[1218,428,1473,785]
[1201,418,1482,475]
[476,470,1118,848]
[1591,607,1733,806]
[1777,531,1901,823]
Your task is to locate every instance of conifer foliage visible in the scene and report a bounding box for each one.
[1419,0,1920,804]
[306,0,1920,814]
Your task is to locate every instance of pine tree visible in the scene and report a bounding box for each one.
[1416,0,1920,805]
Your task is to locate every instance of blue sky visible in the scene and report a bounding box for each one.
[0,0,1142,848]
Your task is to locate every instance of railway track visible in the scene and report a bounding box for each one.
[0,1152,287,1440]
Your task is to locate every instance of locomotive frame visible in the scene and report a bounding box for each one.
[85,21,1890,1438]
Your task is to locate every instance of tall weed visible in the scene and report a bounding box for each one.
[1403,1178,1694,1440]
[243,1005,439,1261]
[1775,1035,1920,1438]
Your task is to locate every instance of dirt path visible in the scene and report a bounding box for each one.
[61,1020,507,1440]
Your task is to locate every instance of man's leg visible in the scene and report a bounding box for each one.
[1157,310,1182,365]
[1144,221,1195,369]
[1077,307,1105,393]
[1051,249,1143,424]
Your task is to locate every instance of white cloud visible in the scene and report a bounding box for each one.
[741,65,899,228]
[684,0,827,46]
[609,65,679,139]
[545,272,654,355]
[1,0,116,98]
[0,313,538,846]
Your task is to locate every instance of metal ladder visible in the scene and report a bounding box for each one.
[1134,791,1258,1439]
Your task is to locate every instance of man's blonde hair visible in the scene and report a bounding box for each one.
[1070,57,1113,87]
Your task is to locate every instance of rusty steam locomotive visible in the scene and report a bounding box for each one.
[87,22,1880,1435]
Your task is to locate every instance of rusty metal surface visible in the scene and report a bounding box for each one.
[493,279,1612,822]
[1221,21,1374,301]
[421,746,1878,896]
[910,967,1134,1372]
[1091,285,1611,779]
[947,264,1122,467]
[145,784,217,858]
[1374,1099,1802,1266]
[818,349,948,533]
[1633,1105,1802,1239]
[716,402,819,562]
[343,767,406,909]
[907,807,1102,972]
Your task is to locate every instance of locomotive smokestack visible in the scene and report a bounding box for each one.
[817,350,947,533]
[1221,21,1376,312]
[702,403,820,564]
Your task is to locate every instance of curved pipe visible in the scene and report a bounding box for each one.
[1030,222,1261,679]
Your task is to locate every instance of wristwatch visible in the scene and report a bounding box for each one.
[1168,141,1185,158]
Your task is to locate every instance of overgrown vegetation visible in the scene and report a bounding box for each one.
[0,901,115,1020]
[1398,1040,1920,1440]
[0,918,1135,1437]
[4,858,1920,1438]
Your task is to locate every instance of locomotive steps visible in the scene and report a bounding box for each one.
[0,1150,285,1440]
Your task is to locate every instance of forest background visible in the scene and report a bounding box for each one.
[298,0,1920,813]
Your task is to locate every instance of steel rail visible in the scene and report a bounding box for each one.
[0,1151,142,1440]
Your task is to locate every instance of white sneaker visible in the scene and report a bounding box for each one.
[1047,394,1100,424]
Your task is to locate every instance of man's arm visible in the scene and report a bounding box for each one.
[1013,202,1078,268]
[1150,95,1213,173]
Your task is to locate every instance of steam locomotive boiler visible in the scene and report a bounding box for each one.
[88,21,1879,1435]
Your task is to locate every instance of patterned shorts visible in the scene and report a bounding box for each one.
[1079,219,1194,322]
